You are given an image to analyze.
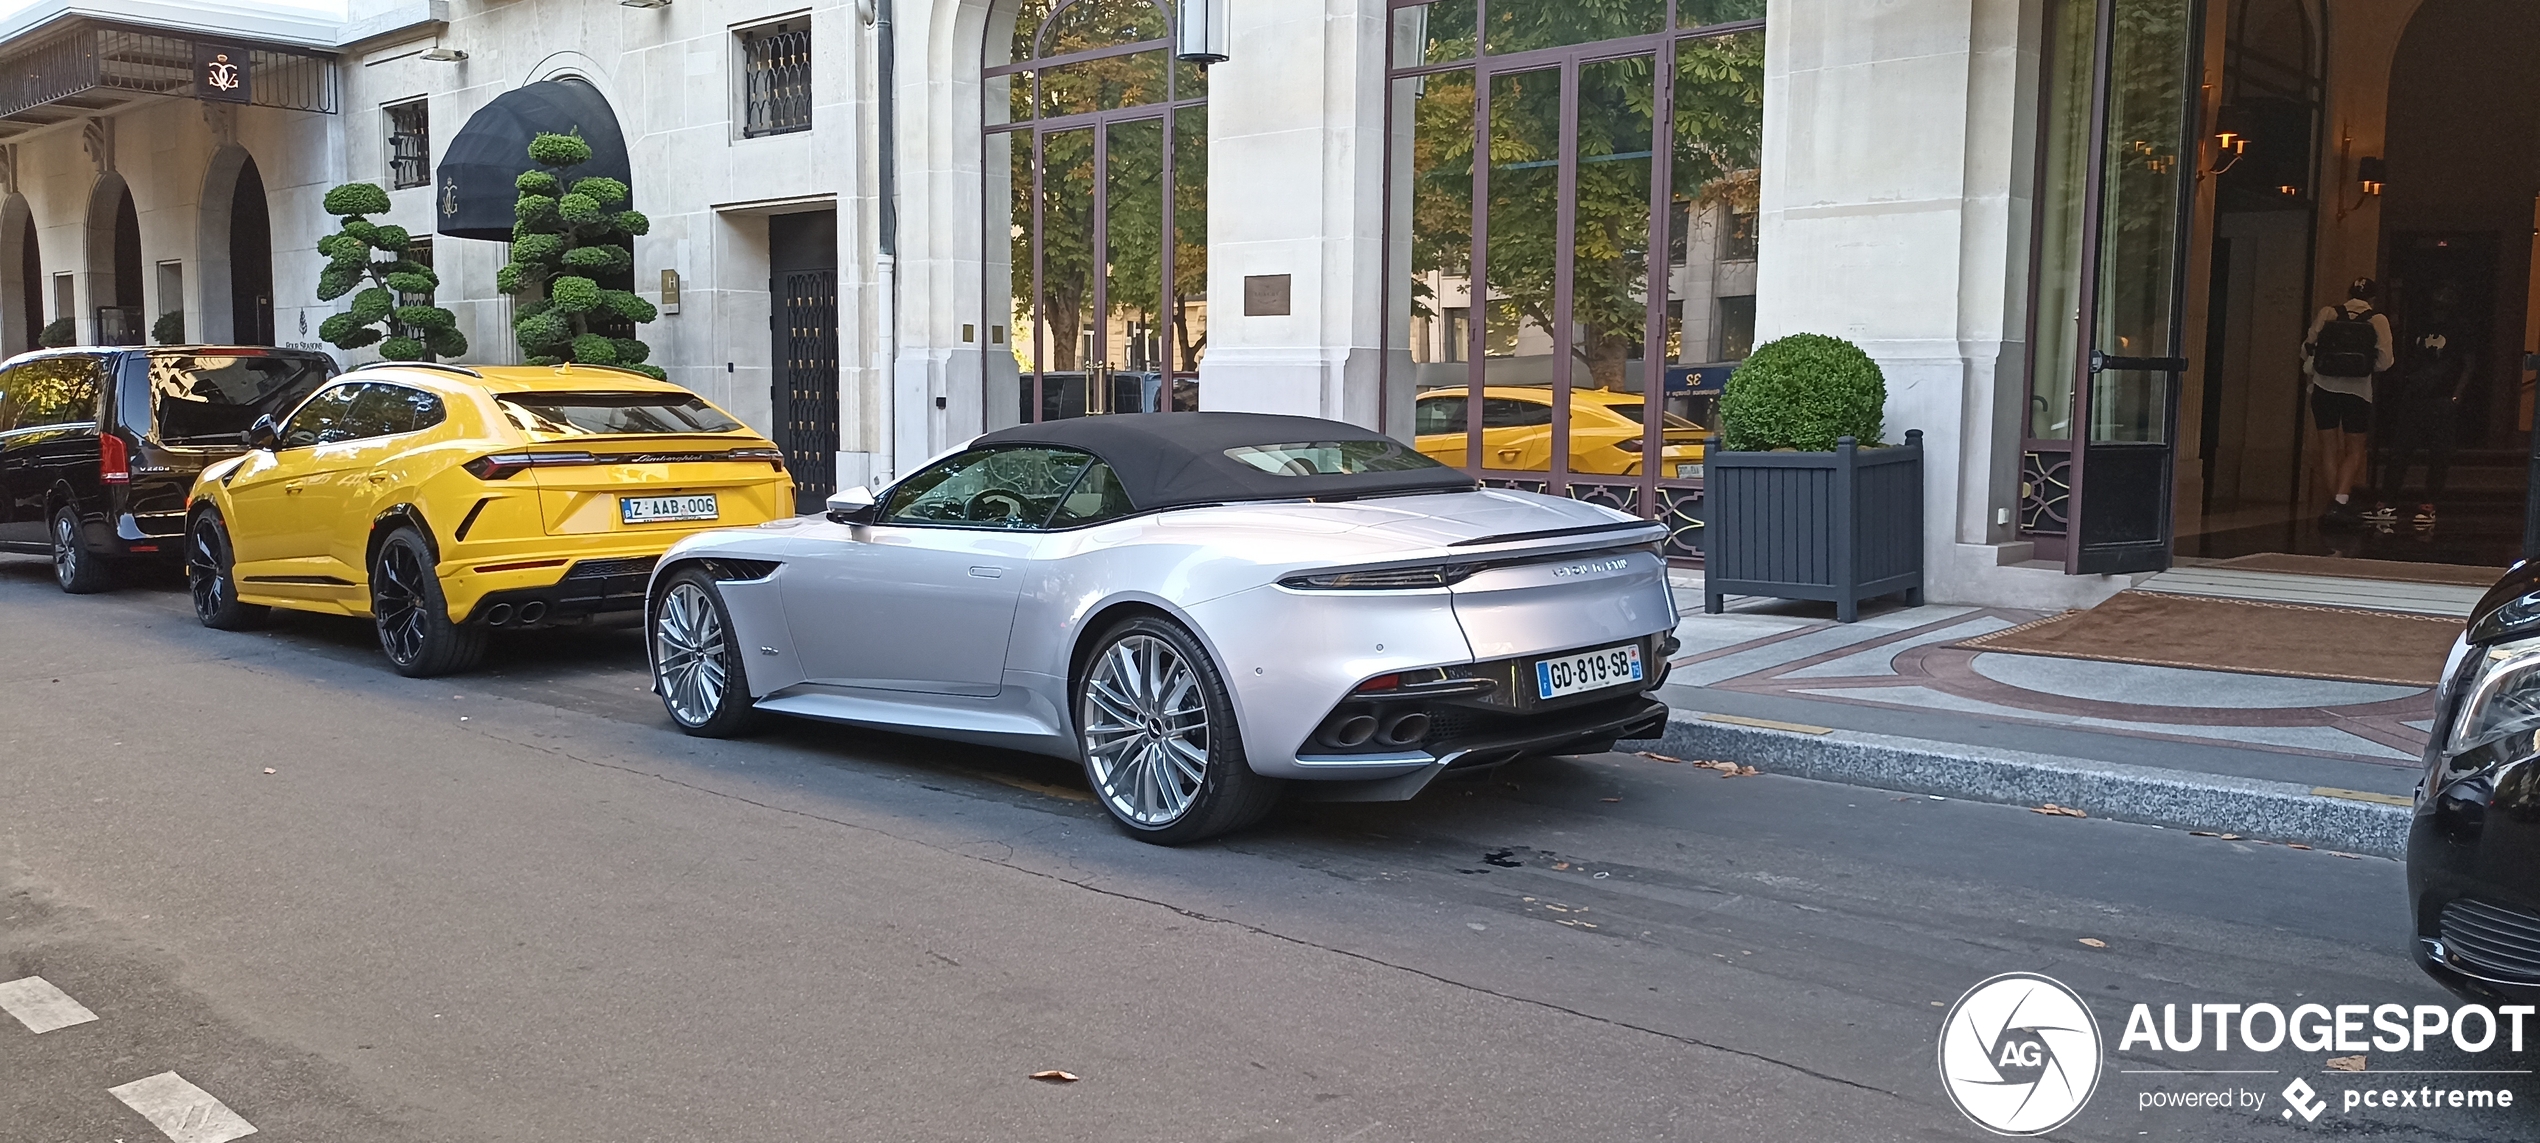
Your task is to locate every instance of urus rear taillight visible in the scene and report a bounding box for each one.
[99,433,130,484]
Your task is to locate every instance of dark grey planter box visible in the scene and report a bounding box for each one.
[1701,430,1924,622]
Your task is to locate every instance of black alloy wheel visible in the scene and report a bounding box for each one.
[1074,615,1283,844]
[50,506,111,594]
[187,512,266,629]
[369,527,485,677]
[650,568,761,737]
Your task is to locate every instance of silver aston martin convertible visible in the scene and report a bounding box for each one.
[643,412,1677,843]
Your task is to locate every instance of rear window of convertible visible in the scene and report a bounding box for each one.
[1223,440,1446,477]
[498,392,742,436]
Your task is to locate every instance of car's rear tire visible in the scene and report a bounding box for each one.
[1075,615,1282,844]
[650,570,761,737]
[51,506,111,594]
[187,511,266,629]
[370,527,485,677]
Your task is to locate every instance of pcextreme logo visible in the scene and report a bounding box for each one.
[1937,973,2105,1136]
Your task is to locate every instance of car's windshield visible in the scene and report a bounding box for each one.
[1222,440,1446,476]
[498,392,743,436]
[143,354,334,444]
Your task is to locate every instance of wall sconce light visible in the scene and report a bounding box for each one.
[2357,156,2386,196]
[1176,0,1229,64]
[419,46,468,62]
[2207,129,2247,176]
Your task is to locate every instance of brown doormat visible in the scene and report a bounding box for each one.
[1955,591,2459,687]
[2212,552,2505,588]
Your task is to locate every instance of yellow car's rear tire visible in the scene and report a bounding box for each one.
[370,527,485,678]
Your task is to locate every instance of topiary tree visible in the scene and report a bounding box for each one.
[37,318,73,348]
[313,182,465,361]
[496,132,659,378]
[152,310,185,345]
[1717,333,1886,452]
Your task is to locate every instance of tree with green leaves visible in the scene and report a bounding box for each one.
[495,131,659,378]
[314,183,465,361]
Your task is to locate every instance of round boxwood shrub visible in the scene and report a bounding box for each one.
[36,318,73,347]
[1718,333,1886,452]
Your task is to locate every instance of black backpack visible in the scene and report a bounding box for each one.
[2312,306,2380,377]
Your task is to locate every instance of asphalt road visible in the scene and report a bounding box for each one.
[0,558,2529,1142]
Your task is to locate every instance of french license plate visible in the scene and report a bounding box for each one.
[621,494,718,524]
[1535,642,1644,700]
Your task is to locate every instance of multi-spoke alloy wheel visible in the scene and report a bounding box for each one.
[187,512,264,629]
[1075,617,1281,844]
[368,527,484,677]
[51,507,109,594]
[650,570,758,737]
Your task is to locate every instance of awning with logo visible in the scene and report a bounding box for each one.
[434,78,634,242]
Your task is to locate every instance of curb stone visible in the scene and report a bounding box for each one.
[1649,713,2412,858]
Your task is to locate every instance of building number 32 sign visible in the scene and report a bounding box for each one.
[194,43,251,105]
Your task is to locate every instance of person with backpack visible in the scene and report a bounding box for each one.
[2304,277,2394,521]
[2374,285,2474,531]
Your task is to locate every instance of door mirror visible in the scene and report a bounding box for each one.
[243,414,280,451]
[825,485,878,525]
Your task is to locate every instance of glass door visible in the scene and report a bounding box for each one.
[986,0,1206,424]
[2029,0,2202,574]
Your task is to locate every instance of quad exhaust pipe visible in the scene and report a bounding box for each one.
[1376,710,1429,748]
[484,603,514,627]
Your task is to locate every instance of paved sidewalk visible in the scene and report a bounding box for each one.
[1655,576,2445,854]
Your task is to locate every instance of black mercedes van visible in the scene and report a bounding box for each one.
[0,346,335,593]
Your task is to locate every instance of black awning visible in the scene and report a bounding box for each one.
[434,78,632,241]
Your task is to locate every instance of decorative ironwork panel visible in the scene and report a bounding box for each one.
[1655,483,1704,558]
[2020,448,2070,536]
[779,269,840,510]
[0,26,334,119]
[742,24,812,137]
[1476,474,1704,561]
[386,99,429,189]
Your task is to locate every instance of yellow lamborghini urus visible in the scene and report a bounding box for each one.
[186,362,792,676]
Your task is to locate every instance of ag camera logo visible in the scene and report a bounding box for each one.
[1938,973,2104,1135]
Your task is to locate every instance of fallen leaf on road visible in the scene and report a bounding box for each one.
[1030,1070,1080,1083]
[1689,760,1758,777]
[2219,834,2242,840]
[2078,938,2107,948]
[262,768,276,775]
[2288,843,2313,850]
[2327,1055,2367,1072]
[1638,751,1686,763]
[2190,830,2219,837]
[2032,804,2087,817]
[2330,851,2363,860]
[1600,797,1622,803]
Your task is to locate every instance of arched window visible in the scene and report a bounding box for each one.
[985,0,1206,424]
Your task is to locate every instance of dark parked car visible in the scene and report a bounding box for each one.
[2410,560,2540,1003]
[0,346,335,593]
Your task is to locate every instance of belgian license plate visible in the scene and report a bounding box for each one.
[1676,462,1703,479]
[621,494,719,524]
[1535,642,1644,700]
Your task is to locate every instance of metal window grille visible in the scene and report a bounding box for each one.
[740,24,811,137]
[395,238,433,342]
[386,100,429,189]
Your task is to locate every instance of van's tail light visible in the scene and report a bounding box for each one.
[463,451,597,480]
[100,433,130,484]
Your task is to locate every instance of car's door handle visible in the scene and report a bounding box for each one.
[1497,448,1522,460]
[968,566,1004,579]
[364,472,392,484]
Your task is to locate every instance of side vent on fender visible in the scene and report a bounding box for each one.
[703,558,782,582]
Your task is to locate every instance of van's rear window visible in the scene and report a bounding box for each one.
[497,392,742,436]
[143,355,334,444]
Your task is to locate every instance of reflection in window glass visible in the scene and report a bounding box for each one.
[884,446,1095,529]
[347,384,447,438]
[1393,0,1476,67]
[1224,440,1447,476]
[279,384,366,449]
[1,356,104,429]
[1677,0,1767,28]
[1038,54,1169,117]
[1052,461,1136,525]
[1042,0,1167,55]
[2029,0,2095,441]
[1483,0,1663,56]
[1570,53,1657,478]
[497,392,744,436]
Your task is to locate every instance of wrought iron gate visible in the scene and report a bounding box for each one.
[775,267,838,513]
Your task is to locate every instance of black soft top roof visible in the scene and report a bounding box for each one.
[971,412,1477,509]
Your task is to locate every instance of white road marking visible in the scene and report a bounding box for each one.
[0,975,99,1033]
[107,1072,258,1143]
